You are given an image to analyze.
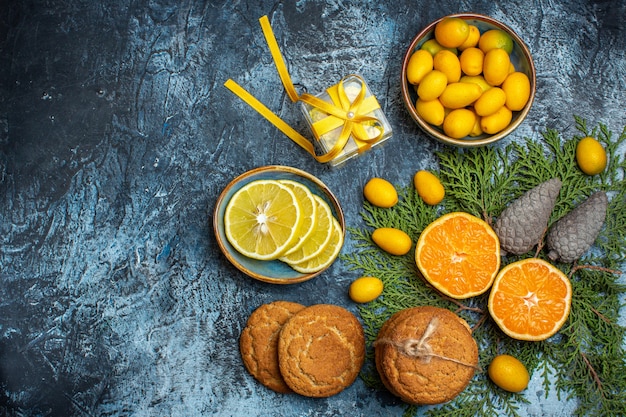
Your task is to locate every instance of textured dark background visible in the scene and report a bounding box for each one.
[1,0,625,416]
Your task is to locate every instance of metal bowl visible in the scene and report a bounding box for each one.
[213,165,345,284]
[401,13,536,147]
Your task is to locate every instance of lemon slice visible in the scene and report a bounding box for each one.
[278,180,318,255]
[224,179,302,260]
[289,217,344,273]
[279,195,333,264]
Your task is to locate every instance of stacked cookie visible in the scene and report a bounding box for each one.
[239,301,365,397]
[374,306,479,405]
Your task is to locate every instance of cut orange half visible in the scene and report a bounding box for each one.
[415,212,500,299]
[488,258,572,341]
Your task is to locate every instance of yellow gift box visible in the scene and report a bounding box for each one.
[301,74,393,166]
[224,16,392,166]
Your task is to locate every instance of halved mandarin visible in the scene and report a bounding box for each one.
[488,258,572,341]
[415,212,500,299]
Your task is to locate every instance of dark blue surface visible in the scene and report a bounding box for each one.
[1,1,625,416]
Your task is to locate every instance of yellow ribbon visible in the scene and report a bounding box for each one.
[223,15,385,163]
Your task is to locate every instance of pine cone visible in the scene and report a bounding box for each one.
[494,178,562,255]
[547,191,608,263]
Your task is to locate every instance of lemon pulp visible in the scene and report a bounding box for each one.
[224,180,302,260]
[289,217,344,274]
[280,195,334,265]
[278,180,318,255]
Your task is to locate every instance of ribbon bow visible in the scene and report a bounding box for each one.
[224,15,385,164]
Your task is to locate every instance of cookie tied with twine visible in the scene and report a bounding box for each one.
[374,306,479,405]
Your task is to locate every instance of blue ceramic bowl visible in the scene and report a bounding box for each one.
[401,13,536,147]
[213,165,345,284]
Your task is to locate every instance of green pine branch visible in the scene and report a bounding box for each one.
[341,117,626,417]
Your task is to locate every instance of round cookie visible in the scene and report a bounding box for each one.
[278,304,365,397]
[374,306,478,405]
[239,301,306,393]
[374,309,407,399]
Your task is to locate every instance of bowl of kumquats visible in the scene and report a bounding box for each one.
[401,13,536,147]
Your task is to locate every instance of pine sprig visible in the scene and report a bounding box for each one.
[601,190,626,263]
[342,118,626,416]
[360,187,440,239]
[437,146,518,219]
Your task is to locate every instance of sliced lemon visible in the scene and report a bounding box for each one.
[289,217,344,273]
[278,180,318,255]
[279,195,333,265]
[224,179,302,260]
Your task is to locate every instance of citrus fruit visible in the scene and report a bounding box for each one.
[474,87,506,117]
[460,75,491,92]
[509,62,516,73]
[289,217,343,273]
[417,70,448,101]
[483,48,511,86]
[433,49,461,83]
[280,195,333,264]
[224,180,303,260]
[439,82,482,109]
[434,17,470,48]
[488,258,572,341]
[363,178,398,208]
[372,227,412,256]
[408,20,528,139]
[488,354,530,393]
[349,276,384,303]
[576,136,607,175]
[414,170,445,205]
[278,180,318,255]
[478,29,514,54]
[480,105,512,134]
[420,38,457,56]
[459,47,484,76]
[469,115,483,137]
[415,212,501,299]
[443,108,476,139]
[416,98,445,126]
[502,72,531,111]
[407,49,434,85]
[458,24,480,50]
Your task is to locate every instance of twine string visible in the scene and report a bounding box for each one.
[374,317,481,371]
